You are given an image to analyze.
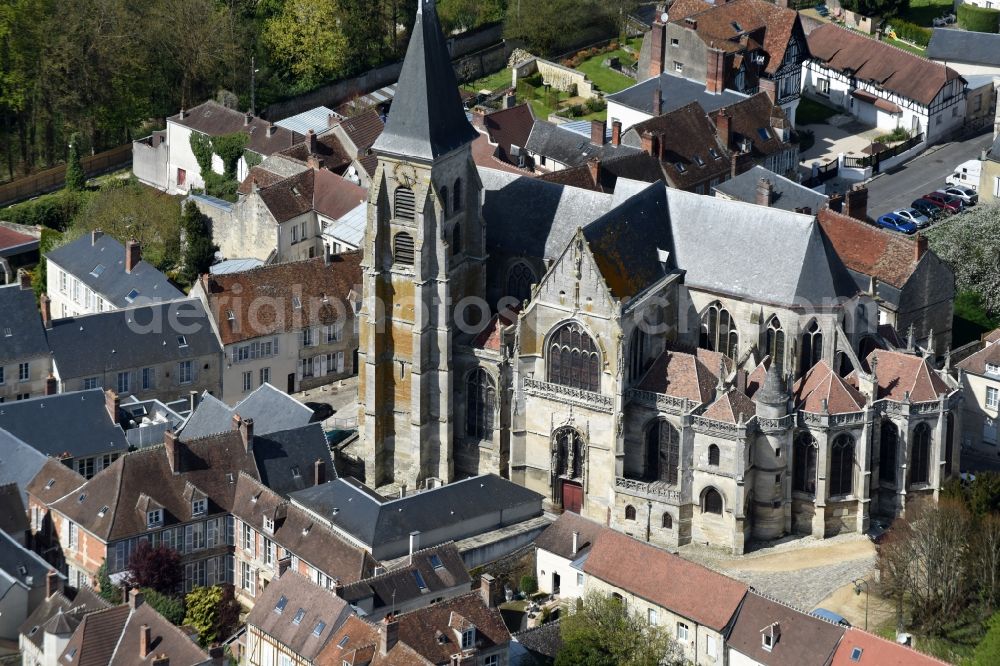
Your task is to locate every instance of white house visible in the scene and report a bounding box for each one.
[803,24,966,143]
[533,512,606,600]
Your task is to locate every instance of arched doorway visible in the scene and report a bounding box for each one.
[552,427,586,513]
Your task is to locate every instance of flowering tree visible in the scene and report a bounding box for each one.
[925,204,1000,314]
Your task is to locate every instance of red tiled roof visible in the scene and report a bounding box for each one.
[807,23,963,106]
[638,350,718,404]
[338,109,384,155]
[702,387,755,423]
[277,132,354,173]
[831,628,950,666]
[817,208,922,288]
[472,305,519,351]
[0,226,37,251]
[237,165,291,196]
[856,349,950,402]
[583,530,748,630]
[745,356,771,397]
[793,360,866,414]
[471,132,535,175]
[313,169,367,220]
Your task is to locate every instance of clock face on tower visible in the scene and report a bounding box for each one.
[394,162,417,187]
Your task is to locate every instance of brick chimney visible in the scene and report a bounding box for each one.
[140,624,152,658]
[653,86,662,116]
[277,556,292,578]
[233,414,254,452]
[18,269,32,290]
[46,570,62,598]
[756,178,774,207]
[40,294,52,329]
[590,119,606,146]
[706,48,725,94]
[915,234,928,261]
[151,655,169,666]
[266,123,277,137]
[827,192,844,213]
[125,239,141,274]
[480,574,496,608]
[314,458,327,485]
[307,155,325,170]
[587,158,600,187]
[45,374,58,396]
[845,184,869,221]
[380,615,399,655]
[715,108,731,148]
[611,120,622,146]
[105,389,120,423]
[471,107,486,129]
[129,588,144,609]
[759,77,777,104]
[307,129,317,153]
[649,20,666,78]
[164,429,182,475]
[640,131,655,156]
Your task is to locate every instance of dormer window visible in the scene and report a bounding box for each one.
[263,515,275,534]
[192,498,207,516]
[147,508,163,529]
[761,622,780,651]
[987,363,1000,376]
[461,627,475,649]
[177,335,188,347]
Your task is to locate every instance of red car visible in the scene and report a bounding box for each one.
[921,191,964,213]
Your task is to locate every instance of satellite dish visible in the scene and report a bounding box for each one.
[661,11,669,22]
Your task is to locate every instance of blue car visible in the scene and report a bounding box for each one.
[876,213,917,234]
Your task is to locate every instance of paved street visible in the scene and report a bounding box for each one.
[866,130,994,219]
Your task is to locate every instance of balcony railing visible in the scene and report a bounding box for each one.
[523,377,613,412]
[615,477,682,503]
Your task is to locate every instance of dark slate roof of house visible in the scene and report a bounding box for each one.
[0,483,28,536]
[0,283,48,364]
[107,598,210,666]
[708,93,793,159]
[482,103,536,164]
[0,527,54,589]
[46,299,222,379]
[0,390,129,459]
[371,2,478,160]
[254,423,336,497]
[57,605,131,666]
[290,474,544,551]
[245,571,352,661]
[0,428,48,503]
[179,384,314,440]
[714,165,828,213]
[807,23,963,106]
[534,512,605,561]
[727,591,845,665]
[168,100,300,157]
[927,28,1000,67]
[18,586,109,650]
[337,109,385,175]
[524,121,640,168]
[338,542,471,610]
[46,234,183,308]
[607,73,747,119]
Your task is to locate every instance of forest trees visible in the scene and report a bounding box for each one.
[926,204,1000,314]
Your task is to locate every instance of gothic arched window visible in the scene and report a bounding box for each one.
[628,328,649,383]
[451,223,461,255]
[703,488,723,515]
[793,432,817,495]
[765,317,785,375]
[910,422,931,486]
[645,420,679,485]
[506,262,535,304]
[466,369,495,440]
[393,232,414,266]
[554,428,585,480]
[700,302,738,359]
[662,513,672,529]
[625,505,637,521]
[708,444,720,467]
[880,420,898,484]
[394,187,415,220]
[547,322,600,392]
[830,434,855,497]
[800,320,823,374]
[856,303,868,333]
[453,178,463,212]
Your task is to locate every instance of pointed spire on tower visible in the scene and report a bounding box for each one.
[371,0,478,161]
[757,360,787,405]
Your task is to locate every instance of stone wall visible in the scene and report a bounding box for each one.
[513,58,596,99]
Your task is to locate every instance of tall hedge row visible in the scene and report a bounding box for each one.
[958,4,1000,33]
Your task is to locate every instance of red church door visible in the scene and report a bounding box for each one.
[562,481,583,514]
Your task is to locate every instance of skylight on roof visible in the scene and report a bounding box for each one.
[732,21,743,32]
[292,296,302,309]
[275,595,288,613]
[694,155,705,166]
[293,608,306,625]
[313,621,326,636]
[338,636,349,648]
[125,289,139,303]
[90,264,106,278]
[77,493,87,503]
[45,479,55,490]
[429,554,444,569]
[757,128,771,141]
[850,647,863,662]
[709,148,721,159]
[2,327,10,337]
[675,162,687,173]
[177,335,188,347]
[413,570,429,591]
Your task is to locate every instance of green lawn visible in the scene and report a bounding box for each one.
[575,49,637,94]
[875,609,986,664]
[953,291,999,347]
[463,68,513,93]
[796,96,839,125]
[885,37,927,56]
[898,0,953,26]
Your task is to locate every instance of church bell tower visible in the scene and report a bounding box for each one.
[357,0,487,489]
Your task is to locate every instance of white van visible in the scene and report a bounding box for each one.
[946,159,981,190]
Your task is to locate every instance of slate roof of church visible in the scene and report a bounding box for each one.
[0,283,49,364]
[371,1,477,160]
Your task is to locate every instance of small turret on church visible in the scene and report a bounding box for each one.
[357,0,487,489]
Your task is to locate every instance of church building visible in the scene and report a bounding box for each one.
[358,0,961,554]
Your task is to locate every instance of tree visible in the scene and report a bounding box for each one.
[142,587,186,625]
[126,541,182,595]
[504,0,615,56]
[64,135,86,191]
[264,0,350,90]
[437,0,505,34]
[179,200,217,285]
[970,611,1000,665]
[557,592,685,666]
[96,560,122,604]
[926,204,1000,315]
[183,584,243,646]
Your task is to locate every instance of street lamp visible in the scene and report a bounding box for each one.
[852,578,869,631]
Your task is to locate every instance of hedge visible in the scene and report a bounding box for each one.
[0,189,92,231]
[892,20,932,47]
[958,4,1000,33]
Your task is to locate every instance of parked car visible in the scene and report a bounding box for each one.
[939,186,978,206]
[893,208,931,228]
[876,213,918,234]
[306,401,335,422]
[921,191,963,213]
[910,199,945,221]
[812,608,852,627]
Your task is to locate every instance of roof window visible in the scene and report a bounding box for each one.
[430,554,444,569]
[413,570,429,591]
[125,289,139,303]
[694,155,705,167]
[732,21,743,32]
[77,493,87,503]
[275,595,288,613]
[293,608,306,625]
[3,327,11,337]
[227,310,236,322]
[177,335,188,347]
[292,296,302,309]
[850,647,863,662]
[757,128,771,141]
[709,148,721,159]
[338,636,350,648]
[313,621,326,637]
[90,264,106,278]
[675,162,687,173]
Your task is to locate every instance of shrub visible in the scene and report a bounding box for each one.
[184,584,244,646]
[0,189,91,231]
[142,588,185,625]
[585,97,606,112]
[127,541,182,594]
[520,575,538,595]
[958,4,1000,32]
[892,20,932,47]
[64,135,87,192]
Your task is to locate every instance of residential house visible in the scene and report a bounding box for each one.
[18,582,109,666]
[45,232,183,320]
[0,223,39,285]
[178,383,316,441]
[725,590,845,665]
[316,587,510,666]
[337,542,472,617]
[644,0,810,123]
[523,119,640,173]
[243,569,353,666]
[231,473,375,609]
[926,30,1000,134]
[581,529,748,665]
[0,279,50,403]
[607,71,749,133]
[289,475,544,562]
[714,165,828,213]
[803,23,966,143]
[277,108,384,188]
[0,428,47,515]
[707,93,798,177]
[981,134,1000,204]
[534,152,664,194]
[470,103,538,173]
[533,512,605,599]
[957,329,1000,455]
[0,529,62,640]
[133,99,300,194]
[24,459,87,575]
[46,298,224,404]
[818,207,955,355]
[190,254,362,403]
[830,627,950,665]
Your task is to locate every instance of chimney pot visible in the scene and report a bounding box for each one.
[572,531,580,555]
[125,239,141,274]
[45,374,58,396]
[307,129,317,153]
[164,430,181,474]
[480,574,496,608]
[587,158,600,187]
[129,588,144,609]
[653,87,662,116]
[314,458,327,486]
[590,119,607,146]
[611,121,622,147]
[140,624,152,658]
[106,389,120,423]
[706,48,725,94]
[234,415,254,452]
[18,269,32,291]
[409,531,420,564]
[649,22,666,78]
[915,233,928,261]
[756,178,774,207]
[380,614,399,655]
[46,570,62,598]
[40,294,52,329]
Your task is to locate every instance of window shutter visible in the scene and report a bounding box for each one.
[192,362,199,382]
[318,355,327,377]
[337,352,344,372]
[297,361,303,381]
[273,336,280,356]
